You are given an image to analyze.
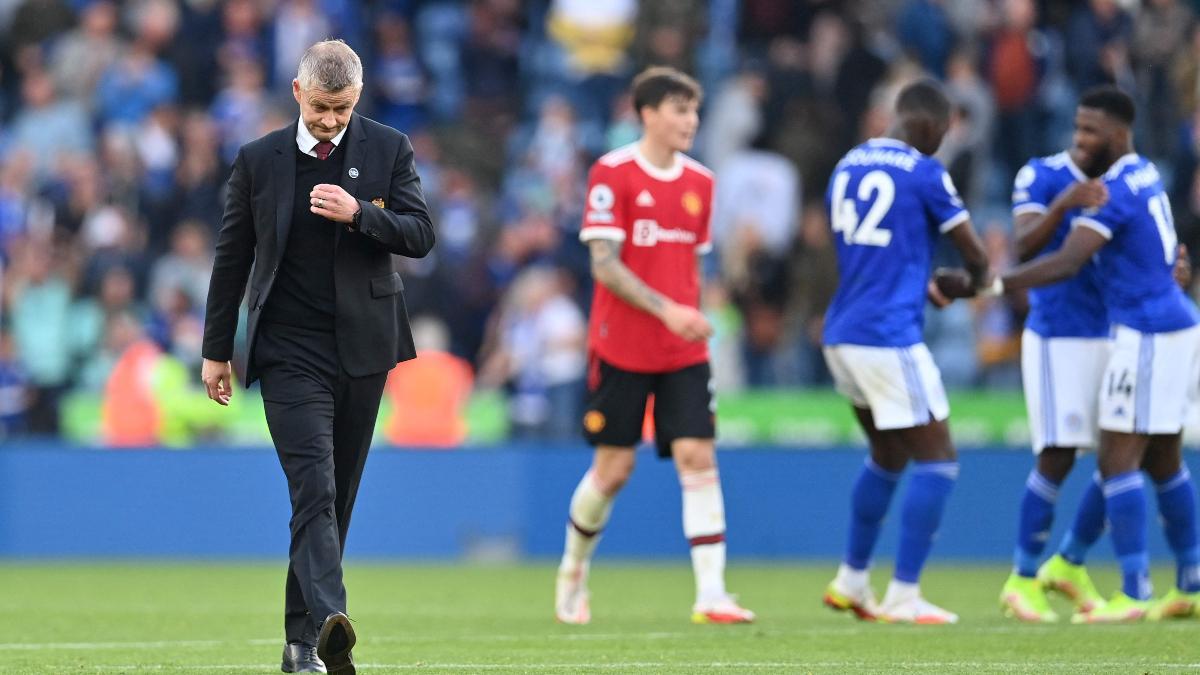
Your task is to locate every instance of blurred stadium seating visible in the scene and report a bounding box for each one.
[2,0,1200,446]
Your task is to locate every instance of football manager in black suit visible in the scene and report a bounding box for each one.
[201,39,434,674]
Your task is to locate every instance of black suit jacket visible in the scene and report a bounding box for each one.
[202,113,435,383]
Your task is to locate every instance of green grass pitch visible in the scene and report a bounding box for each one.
[1,562,1195,674]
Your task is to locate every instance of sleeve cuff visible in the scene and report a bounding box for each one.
[1012,203,1048,216]
[579,227,626,243]
[938,210,970,233]
[695,241,713,255]
[1072,216,1113,240]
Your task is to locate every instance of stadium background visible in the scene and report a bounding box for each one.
[5,2,1200,672]
[2,0,1200,557]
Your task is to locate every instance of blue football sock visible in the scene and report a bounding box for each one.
[1058,471,1106,566]
[1154,466,1200,593]
[1104,471,1152,600]
[1014,469,1060,577]
[894,461,958,584]
[845,458,901,571]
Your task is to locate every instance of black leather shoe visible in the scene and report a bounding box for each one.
[281,642,325,673]
[316,612,356,675]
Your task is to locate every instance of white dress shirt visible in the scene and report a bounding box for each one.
[296,117,348,157]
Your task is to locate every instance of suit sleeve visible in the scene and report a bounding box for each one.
[202,149,256,363]
[353,133,436,257]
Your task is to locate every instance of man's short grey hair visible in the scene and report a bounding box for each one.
[296,40,363,92]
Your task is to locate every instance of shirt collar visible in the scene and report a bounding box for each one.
[296,117,349,157]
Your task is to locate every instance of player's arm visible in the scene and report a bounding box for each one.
[1014,180,1108,261]
[1174,244,1192,289]
[936,224,1108,298]
[1001,225,1108,291]
[588,239,711,342]
[945,218,989,288]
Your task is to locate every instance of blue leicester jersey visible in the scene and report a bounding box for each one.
[1073,154,1199,334]
[823,138,969,347]
[1012,152,1109,338]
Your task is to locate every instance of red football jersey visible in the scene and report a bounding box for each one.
[579,143,714,373]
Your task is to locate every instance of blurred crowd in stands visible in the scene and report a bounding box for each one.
[3,0,1200,443]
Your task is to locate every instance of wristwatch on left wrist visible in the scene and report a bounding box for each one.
[350,203,363,231]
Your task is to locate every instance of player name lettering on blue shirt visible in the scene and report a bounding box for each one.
[823,138,968,348]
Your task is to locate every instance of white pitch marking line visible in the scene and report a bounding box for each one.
[5,621,1196,651]
[83,663,1200,672]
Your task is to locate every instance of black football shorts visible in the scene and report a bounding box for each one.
[582,355,715,458]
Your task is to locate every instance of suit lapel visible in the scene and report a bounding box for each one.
[338,114,366,200]
[274,121,298,257]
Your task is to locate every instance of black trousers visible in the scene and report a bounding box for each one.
[255,322,388,644]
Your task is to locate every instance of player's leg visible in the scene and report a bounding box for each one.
[1036,459,1108,615]
[1027,336,1110,615]
[1143,432,1200,619]
[1070,429,1152,623]
[825,405,903,619]
[1003,445,1074,622]
[826,343,958,624]
[555,357,648,624]
[655,361,753,624]
[875,417,960,624]
[671,437,752,623]
[1081,324,1200,623]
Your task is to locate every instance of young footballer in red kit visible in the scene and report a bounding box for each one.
[554,66,755,625]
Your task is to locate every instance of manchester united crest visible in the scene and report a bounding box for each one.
[583,410,606,433]
[681,191,703,217]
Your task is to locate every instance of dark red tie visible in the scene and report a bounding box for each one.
[314,141,334,160]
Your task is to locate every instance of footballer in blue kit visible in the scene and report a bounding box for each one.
[821,79,990,625]
[1000,145,1113,621]
[939,87,1200,623]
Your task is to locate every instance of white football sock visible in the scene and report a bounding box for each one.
[681,468,728,603]
[561,471,613,572]
[835,563,870,591]
[882,578,920,606]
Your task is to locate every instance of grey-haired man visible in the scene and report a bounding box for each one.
[201,40,435,674]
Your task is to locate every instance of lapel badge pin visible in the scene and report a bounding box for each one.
[372,198,385,208]
[348,167,359,178]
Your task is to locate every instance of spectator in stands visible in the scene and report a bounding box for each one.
[1131,0,1196,160]
[372,12,428,133]
[93,35,179,128]
[897,0,955,78]
[1065,0,1133,92]
[0,325,28,438]
[711,135,799,387]
[48,0,122,109]
[480,265,586,441]
[986,0,1047,183]
[148,220,212,316]
[7,240,75,433]
[10,69,91,178]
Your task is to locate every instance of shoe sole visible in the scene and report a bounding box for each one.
[555,610,590,625]
[1041,578,1101,613]
[999,593,1058,623]
[1147,602,1196,621]
[823,592,875,621]
[1072,610,1146,624]
[691,612,754,624]
[317,614,356,675]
